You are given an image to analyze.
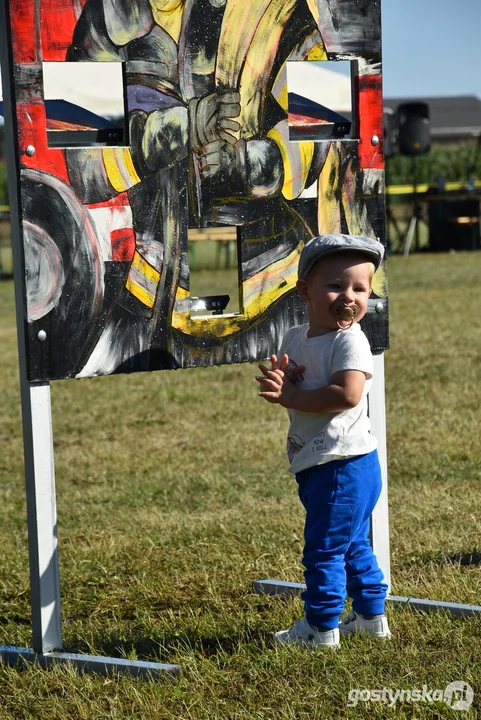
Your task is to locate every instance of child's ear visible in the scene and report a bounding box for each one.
[296,279,309,301]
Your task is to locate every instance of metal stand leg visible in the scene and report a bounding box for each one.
[1,378,182,678]
[0,647,180,679]
[369,353,391,591]
[252,580,481,619]
[23,382,62,653]
[403,215,417,256]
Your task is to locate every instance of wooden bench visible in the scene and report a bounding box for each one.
[188,227,237,270]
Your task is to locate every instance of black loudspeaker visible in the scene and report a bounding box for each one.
[397,102,430,156]
[383,108,398,158]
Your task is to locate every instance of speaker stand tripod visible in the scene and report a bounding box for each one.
[402,201,425,256]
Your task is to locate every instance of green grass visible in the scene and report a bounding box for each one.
[1,252,481,719]
[0,161,9,206]
[0,219,12,276]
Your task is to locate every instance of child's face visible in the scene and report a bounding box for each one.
[296,252,372,337]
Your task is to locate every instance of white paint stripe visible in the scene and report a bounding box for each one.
[88,205,133,263]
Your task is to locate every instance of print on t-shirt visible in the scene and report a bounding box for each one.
[287,434,305,461]
[286,358,304,384]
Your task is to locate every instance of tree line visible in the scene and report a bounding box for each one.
[1,143,480,207]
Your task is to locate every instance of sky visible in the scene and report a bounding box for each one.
[0,0,480,103]
[381,0,481,99]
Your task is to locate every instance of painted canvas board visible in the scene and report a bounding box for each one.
[1,0,388,381]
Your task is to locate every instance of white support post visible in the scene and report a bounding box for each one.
[0,5,181,676]
[0,0,62,653]
[21,382,63,653]
[369,352,391,591]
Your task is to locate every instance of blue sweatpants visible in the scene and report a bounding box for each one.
[295,450,388,630]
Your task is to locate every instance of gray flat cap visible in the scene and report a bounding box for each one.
[298,234,385,280]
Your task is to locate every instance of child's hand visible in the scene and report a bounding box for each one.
[256,354,303,407]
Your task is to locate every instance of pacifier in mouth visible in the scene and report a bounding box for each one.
[335,304,359,330]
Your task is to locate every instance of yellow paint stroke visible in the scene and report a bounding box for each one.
[340,163,387,297]
[125,279,155,308]
[188,46,217,79]
[125,250,160,308]
[103,148,141,193]
[341,158,373,237]
[175,285,189,300]
[371,262,387,298]
[172,246,301,337]
[268,122,314,200]
[150,0,184,42]
[216,0,272,92]
[237,0,297,138]
[304,0,321,29]
[306,42,328,61]
[317,144,341,234]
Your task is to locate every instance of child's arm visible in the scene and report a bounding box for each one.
[257,360,366,413]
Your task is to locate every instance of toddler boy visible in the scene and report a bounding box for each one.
[256,233,390,647]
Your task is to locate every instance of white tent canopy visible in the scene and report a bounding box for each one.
[287,61,352,113]
[1,61,352,120]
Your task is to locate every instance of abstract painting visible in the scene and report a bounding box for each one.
[1,0,388,381]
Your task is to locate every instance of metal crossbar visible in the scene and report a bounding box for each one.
[0,646,180,679]
[253,580,481,619]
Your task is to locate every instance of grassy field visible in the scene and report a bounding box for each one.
[0,219,13,277]
[1,252,481,719]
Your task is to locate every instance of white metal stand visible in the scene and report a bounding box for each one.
[0,0,180,677]
[369,352,391,590]
[22,382,62,654]
[0,378,180,677]
[403,215,417,256]
[252,580,481,618]
[0,377,180,678]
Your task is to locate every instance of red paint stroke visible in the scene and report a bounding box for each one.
[288,113,330,127]
[40,0,85,61]
[89,194,131,210]
[17,102,70,184]
[47,119,95,130]
[9,0,37,63]
[9,0,86,63]
[111,227,136,262]
[89,196,135,262]
[356,74,384,170]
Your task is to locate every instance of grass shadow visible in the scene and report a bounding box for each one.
[62,626,272,663]
[405,550,481,567]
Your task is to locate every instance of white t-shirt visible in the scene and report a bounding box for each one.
[279,323,377,474]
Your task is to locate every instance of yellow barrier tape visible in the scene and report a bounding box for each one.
[387,180,481,195]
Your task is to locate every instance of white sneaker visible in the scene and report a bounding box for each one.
[339,610,391,638]
[273,617,340,648]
